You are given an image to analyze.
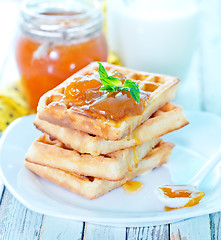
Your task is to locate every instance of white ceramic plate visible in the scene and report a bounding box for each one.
[0,111,221,227]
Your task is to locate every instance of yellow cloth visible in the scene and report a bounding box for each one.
[0,81,32,135]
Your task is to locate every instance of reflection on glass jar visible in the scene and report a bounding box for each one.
[16,0,107,109]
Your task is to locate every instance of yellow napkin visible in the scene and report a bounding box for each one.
[0,81,33,135]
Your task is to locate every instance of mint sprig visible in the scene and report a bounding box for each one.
[97,62,140,103]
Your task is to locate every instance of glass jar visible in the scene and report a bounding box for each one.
[16,0,108,109]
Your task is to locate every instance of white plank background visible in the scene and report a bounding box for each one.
[170,216,211,240]
[39,217,84,240]
[0,0,221,239]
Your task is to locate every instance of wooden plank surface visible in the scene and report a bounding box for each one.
[0,189,43,240]
[84,223,126,240]
[127,225,169,240]
[39,217,84,240]
[209,212,221,240]
[170,215,211,240]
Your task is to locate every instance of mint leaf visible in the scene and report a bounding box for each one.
[107,76,122,86]
[123,79,140,103]
[130,88,140,103]
[117,87,129,92]
[99,85,116,92]
[97,62,140,103]
[123,79,139,90]
[98,62,108,80]
[98,62,121,86]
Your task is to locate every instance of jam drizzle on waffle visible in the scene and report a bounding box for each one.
[64,72,150,121]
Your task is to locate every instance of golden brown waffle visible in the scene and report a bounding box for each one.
[25,141,174,199]
[25,134,160,181]
[34,102,188,155]
[37,62,179,140]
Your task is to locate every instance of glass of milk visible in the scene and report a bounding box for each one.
[107,0,200,79]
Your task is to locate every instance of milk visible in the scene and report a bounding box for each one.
[107,0,200,79]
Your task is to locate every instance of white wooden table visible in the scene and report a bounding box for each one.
[0,0,221,239]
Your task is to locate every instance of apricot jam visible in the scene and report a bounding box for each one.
[64,75,149,121]
[122,181,143,194]
[160,185,205,211]
[133,146,139,168]
[65,78,103,106]
[16,0,107,109]
[160,186,193,198]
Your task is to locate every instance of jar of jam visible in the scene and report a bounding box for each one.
[16,0,108,109]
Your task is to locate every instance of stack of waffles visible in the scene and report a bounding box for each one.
[25,62,188,199]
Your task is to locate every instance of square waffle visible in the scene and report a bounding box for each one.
[25,134,160,181]
[37,62,179,140]
[25,141,174,199]
[34,102,188,155]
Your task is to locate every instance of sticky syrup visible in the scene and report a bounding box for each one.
[64,72,149,121]
[160,185,205,211]
[133,146,139,168]
[122,181,143,194]
[132,131,141,145]
[126,128,141,145]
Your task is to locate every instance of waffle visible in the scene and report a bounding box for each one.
[25,134,160,181]
[25,141,174,199]
[37,62,179,140]
[34,102,188,155]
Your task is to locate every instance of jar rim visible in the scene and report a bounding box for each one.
[20,0,103,41]
[21,0,101,21]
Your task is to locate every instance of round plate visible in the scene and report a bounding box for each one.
[0,111,221,227]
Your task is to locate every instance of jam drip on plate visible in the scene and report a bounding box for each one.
[64,72,150,121]
[122,181,143,194]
